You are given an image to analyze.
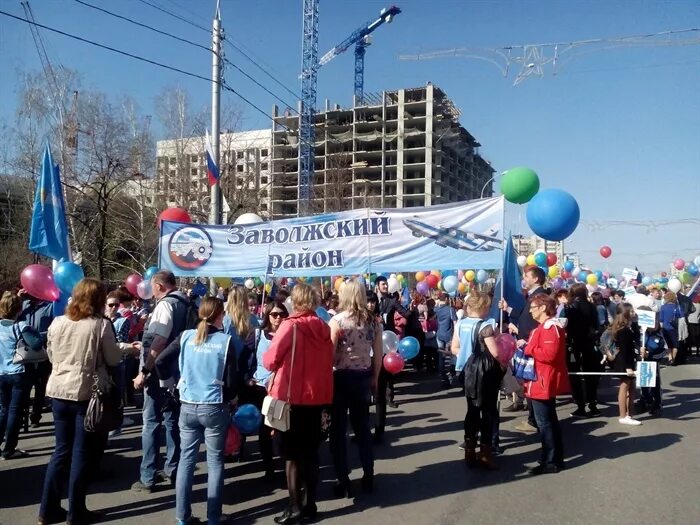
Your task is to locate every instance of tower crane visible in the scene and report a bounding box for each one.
[319,5,401,104]
[298,3,400,216]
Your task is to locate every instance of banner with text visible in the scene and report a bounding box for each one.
[158,196,504,277]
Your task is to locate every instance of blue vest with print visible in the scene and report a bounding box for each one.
[177,329,231,404]
[455,317,495,372]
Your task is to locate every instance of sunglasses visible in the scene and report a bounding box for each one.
[269,312,288,319]
[107,303,119,308]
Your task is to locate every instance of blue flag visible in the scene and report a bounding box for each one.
[29,143,70,261]
[401,285,410,307]
[489,233,525,322]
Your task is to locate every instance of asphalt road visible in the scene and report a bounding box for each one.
[2,361,699,525]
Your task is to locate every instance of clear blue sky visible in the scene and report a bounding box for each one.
[1,0,698,275]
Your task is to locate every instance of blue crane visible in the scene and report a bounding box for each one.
[318,5,401,104]
[298,3,400,216]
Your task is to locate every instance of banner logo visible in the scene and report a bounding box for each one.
[168,226,213,270]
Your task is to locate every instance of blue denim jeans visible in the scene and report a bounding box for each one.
[530,398,564,467]
[39,399,97,522]
[140,384,180,486]
[330,370,373,481]
[176,402,228,524]
[0,372,29,453]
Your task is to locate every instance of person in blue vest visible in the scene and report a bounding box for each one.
[172,296,238,525]
[0,291,43,459]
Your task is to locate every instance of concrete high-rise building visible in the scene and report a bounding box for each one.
[513,234,566,265]
[270,83,495,218]
[154,129,272,221]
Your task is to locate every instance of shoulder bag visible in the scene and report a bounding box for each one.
[12,323,48,364]
[85,318,123,433]
[261,323,296,432]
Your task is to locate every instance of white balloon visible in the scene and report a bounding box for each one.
[387,277,400,294]
[517,255,527,267]
[668,278,682,294]
[572,267,582,277]
[389,273,396,279]
[244,278,255,289]
[694,255,700,267]
[284,296,294,314]
[382,330,399,354]
[234,213,263,225]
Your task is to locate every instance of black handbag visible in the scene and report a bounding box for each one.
[84,319,123,433]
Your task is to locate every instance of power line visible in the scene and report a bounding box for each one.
[134,0,210,33]
[0,8,310,144]
[73,0,211,52]
[134,0,300,100]
[80,0,300,109]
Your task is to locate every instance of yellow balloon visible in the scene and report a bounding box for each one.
[265,282,272,293]
[416,271,425,282]
[586,274,598,286]
[213,277,230,288]
[437,280,443,290]
[526,254,536,266]
[397,274,405,282]
[548,265,559,279]
[334,278,344,292]
[458,282,467,293]
[465,270,475,282]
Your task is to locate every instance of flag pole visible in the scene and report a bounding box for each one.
[499,196,506,331]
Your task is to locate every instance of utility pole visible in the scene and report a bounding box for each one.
[209,1,222,294]
[210,1,222,226]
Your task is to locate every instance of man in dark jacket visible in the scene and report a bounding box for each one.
[375,276,409,331]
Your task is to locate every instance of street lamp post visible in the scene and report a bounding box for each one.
[480,172,502,199]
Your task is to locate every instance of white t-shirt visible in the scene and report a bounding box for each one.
[147,299,174,339]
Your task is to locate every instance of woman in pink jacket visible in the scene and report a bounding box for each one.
[263,283,334,525]
[523,294,570,475]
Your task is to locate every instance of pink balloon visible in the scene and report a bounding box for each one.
[495,333,517,367]
[20,264,60,302]
[383,351,405,374]
[673,258,686,271]
[125,273,143,296]
[136,280,153,300]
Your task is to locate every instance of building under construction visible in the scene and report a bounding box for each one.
[270,83,495,218]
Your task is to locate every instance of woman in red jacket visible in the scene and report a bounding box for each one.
[523,294,570,475]
[263,283,334,525]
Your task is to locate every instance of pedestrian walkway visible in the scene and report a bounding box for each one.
[2,363,699,525]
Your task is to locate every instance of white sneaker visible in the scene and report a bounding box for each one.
[618,416,642,426]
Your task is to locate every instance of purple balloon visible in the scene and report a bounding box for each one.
[551,277,564,290]
[416,281,430,296]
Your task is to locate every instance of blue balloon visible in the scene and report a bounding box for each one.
[688,264,699,277]
[563,260,574,272]
[232,404,262,435]
[526,189,580,241]
[54,262,84,296]
[577,270,589,283]
[397,336,420,360]
[442,275,458,294]
[594,270,604,282]
[144,266,159,280]
[476,269,488,283]
[315,306,332,322]
[534,252,547,267]
[642,276,653,286]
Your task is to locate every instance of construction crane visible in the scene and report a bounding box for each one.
[319,5,401,104]
[298,3,400,216]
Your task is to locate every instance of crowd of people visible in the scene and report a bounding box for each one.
[0,267,698,525]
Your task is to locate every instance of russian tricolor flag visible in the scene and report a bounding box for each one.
[205,130,220,186]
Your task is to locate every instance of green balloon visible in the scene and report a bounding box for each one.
[500,167,540,204]
[679,271,691,284]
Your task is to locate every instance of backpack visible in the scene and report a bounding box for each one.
[163,293,199,334]
[599,329,619,362]
[11,323,48,365]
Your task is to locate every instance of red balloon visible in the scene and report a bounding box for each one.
[224,425,241,456]
[158,207,192,228]
[20,264,60,302]
[425,274,439,289]
[546,253,557,266]
[599,246,612,258]
[383,351,405,374]
[125,273,143,296]
[560,271,571,279]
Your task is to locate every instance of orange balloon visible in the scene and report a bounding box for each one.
[415,271,425,282]
[431,270,442,277]
[334,278,344,291]
[458,282,467,293]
